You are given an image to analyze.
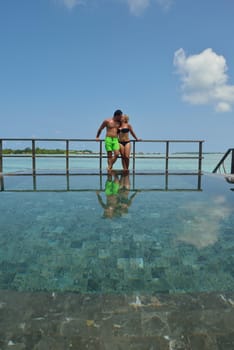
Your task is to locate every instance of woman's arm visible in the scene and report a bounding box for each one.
[129,124,141,141]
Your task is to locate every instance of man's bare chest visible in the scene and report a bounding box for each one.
[107,120,119,129]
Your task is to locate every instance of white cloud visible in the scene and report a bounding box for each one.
[174,48,234,112]
[126,0,173,15]
[57,0,86,10]
[215,102,231,113]
[156,0,173,11]
[176,196,231,248]
[55,0,173,14]
[127,0,150,15]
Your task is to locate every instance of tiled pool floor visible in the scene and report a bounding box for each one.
[1,290,234,350]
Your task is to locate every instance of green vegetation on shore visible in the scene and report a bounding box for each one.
[2,147,93,155]
[1,148,224,155]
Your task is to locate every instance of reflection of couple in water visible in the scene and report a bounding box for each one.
[96,172,138,218]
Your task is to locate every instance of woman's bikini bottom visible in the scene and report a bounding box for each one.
[119,141,130,146]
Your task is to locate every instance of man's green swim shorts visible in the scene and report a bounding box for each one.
[105,137,120,152]
[105,180,120,196]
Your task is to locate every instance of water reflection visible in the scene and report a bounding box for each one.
[0,171,202,192]
[96,172,138,218]
[175,194,232,248]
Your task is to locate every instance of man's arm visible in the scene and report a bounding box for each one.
[96,191,106,208]
[96,120,107,140]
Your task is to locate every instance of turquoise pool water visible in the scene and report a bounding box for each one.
[0,172,234,294]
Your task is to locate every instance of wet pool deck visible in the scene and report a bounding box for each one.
[1,290,234,350]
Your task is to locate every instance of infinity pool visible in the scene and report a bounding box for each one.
[1,172,234,294]
[1,172,234,349]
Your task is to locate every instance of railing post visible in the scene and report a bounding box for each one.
[0,139,3,191]
[198,141,203,174]
[66,174,70,190]
[132,172,135,189]
[132,141,136,173]
[33,175,37,191]
[165,141,169,174]
[165,172,168,190]
[32,139,36,175]
[66,140,69,175]
[0,175,3,191]
[99,141,103,173]
[197,173,202,191]
[99,173,103,190]
[231,149,234,174]
[0,139,2,173]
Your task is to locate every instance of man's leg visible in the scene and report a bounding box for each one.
[107,151,113,170]
[105,137,114,171]
[108,137,120,170]
[111,149,119,167]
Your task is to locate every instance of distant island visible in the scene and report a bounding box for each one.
[1,148,224,155]
[2,147,93,155]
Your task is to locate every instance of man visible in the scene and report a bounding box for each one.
[96,173,120,218]
[96,109,123,171]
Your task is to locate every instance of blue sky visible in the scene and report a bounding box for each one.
[0,0,234,152]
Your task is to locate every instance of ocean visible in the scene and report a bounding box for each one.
[0,152,229,174]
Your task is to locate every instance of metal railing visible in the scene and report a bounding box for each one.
[0,172,202,192]
[0,138,204,175]
[212,148,234,174]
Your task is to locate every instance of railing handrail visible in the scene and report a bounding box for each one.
[0,138,204,175]
[0,138,204,142]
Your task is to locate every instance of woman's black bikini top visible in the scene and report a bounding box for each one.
[118,128,129,133]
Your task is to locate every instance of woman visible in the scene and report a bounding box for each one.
[118,173,138,214]
[118,115,141,171]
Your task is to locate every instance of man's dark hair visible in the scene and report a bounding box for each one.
[113,109,123,117]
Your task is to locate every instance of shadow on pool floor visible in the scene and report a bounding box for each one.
[0,290,234,350]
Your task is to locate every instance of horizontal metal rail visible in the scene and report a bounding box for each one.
[0,138,204,175]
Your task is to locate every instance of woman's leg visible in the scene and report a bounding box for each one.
[120,144,127,170]
[124,142,131,170]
